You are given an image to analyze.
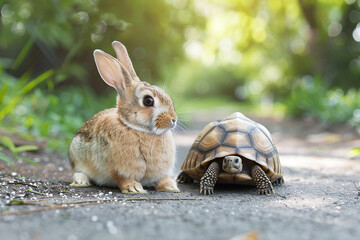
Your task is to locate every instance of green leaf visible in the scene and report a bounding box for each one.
[11,39,34,71]
[14,145,39,153]
[0,82,8,108]
[17,132,35,141]
[22,157,39,167]
[16,70,32,92]
[27,189,42,195]
[0,69,54,120]
[349,148,360,158]
[0,136,16,152]
[0,152,14,165]
[9,199,24,205]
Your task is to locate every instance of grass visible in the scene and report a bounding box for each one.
[0,80,114,156]
[0,136,38,166]
[0,70,54,120]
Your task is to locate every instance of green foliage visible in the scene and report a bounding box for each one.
[11,38,33,71]
[0,136,38,166]
[0,67,52,163]
[0,69,54,120]
[0,0,128,82]
[1,74,115,154]
[0,0,202,86]
[285,76,360,126]
[184,0,360,95]
[172,62,244,99]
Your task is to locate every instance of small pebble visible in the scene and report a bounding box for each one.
[106,220,118,235]
[91,215,98,222]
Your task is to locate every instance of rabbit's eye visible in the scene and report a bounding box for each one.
[143,96,154,107]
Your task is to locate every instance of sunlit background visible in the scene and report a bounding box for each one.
[1,0,360,154]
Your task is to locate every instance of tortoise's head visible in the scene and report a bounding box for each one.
[222,156,243,173]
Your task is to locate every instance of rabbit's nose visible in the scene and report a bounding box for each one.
[171,119,177,128]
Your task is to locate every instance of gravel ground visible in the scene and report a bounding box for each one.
[1,110,360,240]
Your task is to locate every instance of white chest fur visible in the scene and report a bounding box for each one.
[138,131,176,185]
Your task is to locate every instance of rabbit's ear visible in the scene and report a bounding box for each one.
[93,49,132,96]
[112,41,139,81]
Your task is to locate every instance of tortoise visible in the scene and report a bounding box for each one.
[177,112,284,195]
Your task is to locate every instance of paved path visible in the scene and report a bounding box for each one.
[1,110,360,240]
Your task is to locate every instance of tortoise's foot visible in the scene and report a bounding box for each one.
[251,165,275,195]
[257,186,275,195]
[177,171,194,184]
[273,177,285,186]
[200,178,215,195]
[199,161,220,195]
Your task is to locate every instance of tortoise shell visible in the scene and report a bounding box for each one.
[181,112,284,185]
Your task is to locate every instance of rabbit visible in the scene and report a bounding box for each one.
[68,41,180,194]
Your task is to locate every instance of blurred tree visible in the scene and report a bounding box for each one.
[0,0,203,91]
[176,0,360,101]
[1,0,359,107]
[296,0,360,89]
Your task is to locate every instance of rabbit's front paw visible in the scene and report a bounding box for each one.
[120,180,147,194]
[156,176,180,193]
[70,173,92,187]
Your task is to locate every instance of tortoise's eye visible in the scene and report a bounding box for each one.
[235,158,239,164]
[143,96,154,107]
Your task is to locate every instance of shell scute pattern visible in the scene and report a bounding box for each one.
[181,112,283,184]
[196,125,224,153]
[249,128,275,156]
[222,130,251,148]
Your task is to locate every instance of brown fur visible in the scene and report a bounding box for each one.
[69,108,176,187]
[68,41,179,193]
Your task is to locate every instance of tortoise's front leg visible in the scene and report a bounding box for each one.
[251,165,274,195]
[200,162,220,195]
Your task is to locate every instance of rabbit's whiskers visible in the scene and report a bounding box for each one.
[173,120,190,135]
